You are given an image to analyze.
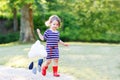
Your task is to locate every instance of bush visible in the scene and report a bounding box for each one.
[0,32,19,44]
[32,11,120,43]
[0,8,120,43]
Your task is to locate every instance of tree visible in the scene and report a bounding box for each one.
[20,3,35,42]
[8,0,38,42]
[8,0,19,32]
[19,0,45,42]
[5,0,36,42]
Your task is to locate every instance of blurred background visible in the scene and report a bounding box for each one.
[0,0,120,44]
[0,1,120,80]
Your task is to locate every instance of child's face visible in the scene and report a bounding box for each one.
[50,20,59,30]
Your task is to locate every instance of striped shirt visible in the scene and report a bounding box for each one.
[44,29,60,46]
[43,29,60,59]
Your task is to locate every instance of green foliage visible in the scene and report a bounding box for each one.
[0,0,120,43]
[0,32,19,44]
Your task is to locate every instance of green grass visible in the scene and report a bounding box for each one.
[0,42,120,80]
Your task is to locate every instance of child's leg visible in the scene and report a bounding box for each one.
[52,58,60,77]
[44,59,52,66]
[41,59,51,76]
[53,58,58,66]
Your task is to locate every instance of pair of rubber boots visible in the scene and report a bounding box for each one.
[42,66,60,77]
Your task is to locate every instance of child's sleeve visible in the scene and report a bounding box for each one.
[43,30,48,40]
[58,32,61,41]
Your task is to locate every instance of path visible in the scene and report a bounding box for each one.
[0,66,75,80]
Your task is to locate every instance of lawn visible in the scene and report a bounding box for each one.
[0,42,120,80]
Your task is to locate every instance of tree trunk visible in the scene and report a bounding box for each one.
[20,4,35,42]
[13,8,18,32]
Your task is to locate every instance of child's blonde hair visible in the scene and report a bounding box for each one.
[45,15,61,27]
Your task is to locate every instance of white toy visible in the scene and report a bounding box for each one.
[28,40,47,58]
[28,40,47,74]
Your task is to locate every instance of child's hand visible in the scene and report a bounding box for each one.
[37,28,40,33]
[36,28,44,41]
[64,43,69,46]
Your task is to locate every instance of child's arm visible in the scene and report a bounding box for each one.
[36,29,44,41]
[59,40,69,46]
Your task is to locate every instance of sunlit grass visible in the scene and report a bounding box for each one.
[0,41,19,46]
[0,42,120,80]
